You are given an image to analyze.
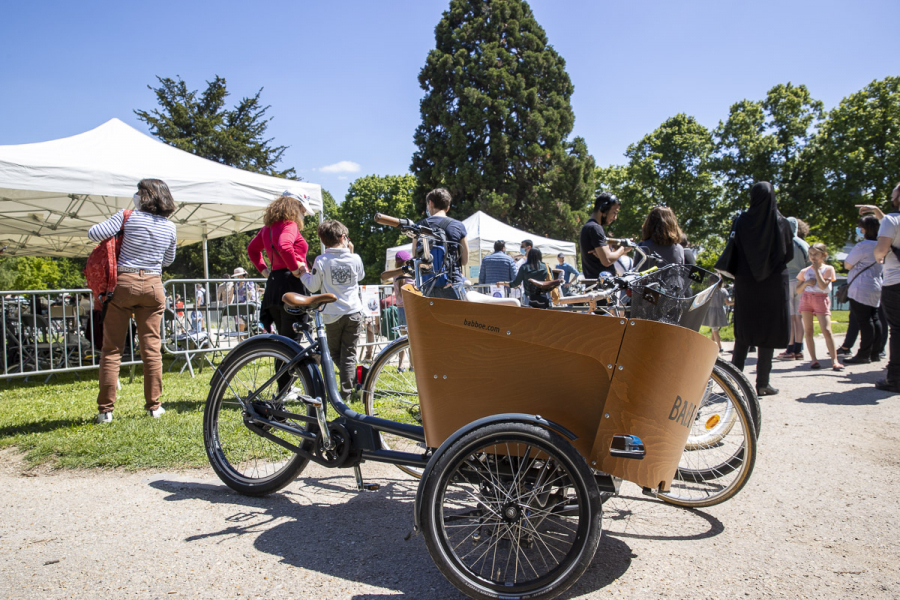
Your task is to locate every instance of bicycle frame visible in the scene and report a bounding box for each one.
[233,309,429,471]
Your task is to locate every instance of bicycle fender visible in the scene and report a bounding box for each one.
[412,413,577,533]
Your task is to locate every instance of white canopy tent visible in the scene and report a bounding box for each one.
[0,118,323,277]
[385,211,577,279]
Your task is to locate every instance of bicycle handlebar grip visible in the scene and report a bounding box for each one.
[374,213,400,227]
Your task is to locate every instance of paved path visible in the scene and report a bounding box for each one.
[0,335,898,599]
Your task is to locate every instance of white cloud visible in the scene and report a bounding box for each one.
[319,161,361,174]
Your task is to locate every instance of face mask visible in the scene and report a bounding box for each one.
[520,248,526,255]
[425,204,432,217]
[132,193,141,210]
[856,227,864,238]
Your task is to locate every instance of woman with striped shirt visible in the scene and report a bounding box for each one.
[88,179,177,423]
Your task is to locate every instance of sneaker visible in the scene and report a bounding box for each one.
[844,355,871,365]
[776,351,795,361]
[836,347,851,356]
[757,385,779,396]
[147,406,166,418]
[97,411,113,424]
[874,379,900,393]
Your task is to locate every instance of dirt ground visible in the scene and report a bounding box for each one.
[1,336,898,599]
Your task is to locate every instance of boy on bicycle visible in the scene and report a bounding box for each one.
[299,220,365,399]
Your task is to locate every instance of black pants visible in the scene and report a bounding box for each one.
[848,298,882,360]
[881,283,900,381]
[731,343,774,389]
[842,304,888,354]
[267,304,309,394]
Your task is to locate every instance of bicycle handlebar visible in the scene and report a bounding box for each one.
[375,213,416,229]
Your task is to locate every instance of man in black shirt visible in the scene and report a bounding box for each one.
[417,188,469,300]
[580,193,631,280]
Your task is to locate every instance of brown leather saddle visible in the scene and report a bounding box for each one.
[528,279,563,292]
[282,292,338,310]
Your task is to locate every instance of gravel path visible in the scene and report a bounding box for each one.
[1,335,898,599]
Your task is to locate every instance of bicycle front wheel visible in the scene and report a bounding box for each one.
[658,369,756,508]
[204,339,314,496]
[362,336,424,478]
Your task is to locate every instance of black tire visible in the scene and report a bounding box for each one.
[659,371,756,508]
[362,337,424,478]
[714,356,761,437]
[419,422,602,600]
[203,339,314,496]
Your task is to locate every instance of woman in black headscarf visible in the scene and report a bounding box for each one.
[731,182,794,396]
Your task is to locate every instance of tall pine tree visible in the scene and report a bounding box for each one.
[411,0,594,240]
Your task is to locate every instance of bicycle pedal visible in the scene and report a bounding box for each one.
[362,483,380,492]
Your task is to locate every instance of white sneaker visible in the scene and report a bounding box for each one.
[97,412,113,424]
[147,406,166,418]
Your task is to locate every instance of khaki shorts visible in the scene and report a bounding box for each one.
[789,280,802,315]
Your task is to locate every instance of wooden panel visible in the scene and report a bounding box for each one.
[590,319,718,491]
[402,287,626,458]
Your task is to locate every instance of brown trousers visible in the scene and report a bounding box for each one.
[97,271,165,413]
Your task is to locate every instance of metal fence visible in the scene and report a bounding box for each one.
[0,289,143,381]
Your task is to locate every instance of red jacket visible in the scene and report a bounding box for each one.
[248,221,308,273]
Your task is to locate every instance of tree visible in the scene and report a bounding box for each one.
[713,83,823,217]
[135,74,304,278]
[411,0,595,241]
[812,77,900,243]
[135,76,296,178]
[595,114,724,247]
[339,175,418,283]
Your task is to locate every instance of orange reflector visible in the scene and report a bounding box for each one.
[705,414,721,429]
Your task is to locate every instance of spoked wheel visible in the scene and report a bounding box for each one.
[658,370,756,508]
[714,356,761,437]
[362,337,425,478]
[204,339,315,496]
[419,422,602,600]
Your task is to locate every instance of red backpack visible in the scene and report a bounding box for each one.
[84,210,132,310]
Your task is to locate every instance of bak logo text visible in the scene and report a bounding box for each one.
[668,395,697,428]
[463,318,500,333]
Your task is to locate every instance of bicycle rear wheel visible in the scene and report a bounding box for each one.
[204,339,314,496]
[362,337,424,477]
[658,369,756,508]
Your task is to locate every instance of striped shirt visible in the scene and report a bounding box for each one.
[88,209,177,273]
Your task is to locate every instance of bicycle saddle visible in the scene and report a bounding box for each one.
[465,290,521,307]
[528,279,563,292]
[282,292,338,309]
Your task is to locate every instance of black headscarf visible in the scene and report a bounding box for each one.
[734,182,793,282]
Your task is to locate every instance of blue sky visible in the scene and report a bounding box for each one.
[1,0,897,204]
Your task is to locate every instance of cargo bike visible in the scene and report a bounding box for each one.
[202,214,756,600]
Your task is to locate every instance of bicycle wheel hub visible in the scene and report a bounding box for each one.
[501,502,521,523]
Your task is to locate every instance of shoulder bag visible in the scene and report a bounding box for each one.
[836,261,877,304]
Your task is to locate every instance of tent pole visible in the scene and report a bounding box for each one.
[202,234,209,280]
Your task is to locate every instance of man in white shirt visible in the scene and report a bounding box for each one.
[872,183,900,392]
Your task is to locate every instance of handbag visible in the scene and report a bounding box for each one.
[714,216,740,279]
[836,261,877,304]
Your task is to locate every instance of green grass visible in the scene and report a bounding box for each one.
[0,357,364,470]
[700,310,850,343]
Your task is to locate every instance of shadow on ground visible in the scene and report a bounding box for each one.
[150,474,723,598]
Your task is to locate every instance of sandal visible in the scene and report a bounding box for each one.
[775,351,796,361]
[810,361,821,369]
[832,363,844,371]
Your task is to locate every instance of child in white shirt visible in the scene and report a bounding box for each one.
[300,220,365,399]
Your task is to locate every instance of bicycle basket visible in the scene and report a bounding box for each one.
[629,264,721,331]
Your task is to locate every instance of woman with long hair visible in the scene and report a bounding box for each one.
[731,182,794,396]
[500,248,552,308]
[89,178,177,423]
[638,206,685,267]
[247,191,315,337]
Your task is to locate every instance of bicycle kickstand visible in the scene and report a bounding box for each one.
[353,464,380,492]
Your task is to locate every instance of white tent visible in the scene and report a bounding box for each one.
[385,211,577,278]
[0,118,323,275]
